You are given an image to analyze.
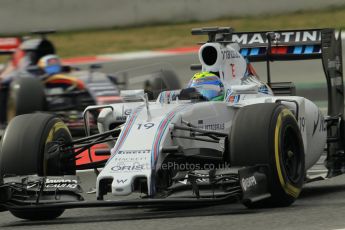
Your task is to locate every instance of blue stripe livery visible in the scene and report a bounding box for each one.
[249,48,259,55]
[304,45,314,54]
[293,46,303,54]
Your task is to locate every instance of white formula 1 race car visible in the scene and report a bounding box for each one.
[0,27,343,220]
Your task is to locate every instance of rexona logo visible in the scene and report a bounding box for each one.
[241,176,257,191]
[45,178,78,189]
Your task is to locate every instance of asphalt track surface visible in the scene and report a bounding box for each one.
[1,49,345,229]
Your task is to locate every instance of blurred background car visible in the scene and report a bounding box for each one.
[0,31,180,135]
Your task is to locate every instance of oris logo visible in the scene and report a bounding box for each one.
[111,162,145,172]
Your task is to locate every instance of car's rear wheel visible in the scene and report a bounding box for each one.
[0,113,75,220]
[229,103,305,208]
[7,78,46,123]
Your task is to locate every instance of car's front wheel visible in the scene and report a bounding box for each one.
[0,113,75,220]
[229,103,305,208]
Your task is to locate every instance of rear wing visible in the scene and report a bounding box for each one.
[0,37,21,55]
[232,28,343,117]
[0,31,55,56]
[228,29,339,62]
[192,27,343,117]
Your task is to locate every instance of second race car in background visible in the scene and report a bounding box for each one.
[0,31,181,134]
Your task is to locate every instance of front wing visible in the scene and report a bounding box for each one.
[0,165,270,211]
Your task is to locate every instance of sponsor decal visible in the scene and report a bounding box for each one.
[0,38,19,46]
[241,176,257,191]
[115,150,150,161]
[198,123,225,131]
[227,95,240,103]
[45,178,78,184]
[124,109,132,116]
[114,157,148,162]
[0,37,20,50]
[299,116,306,132]
[330,76,343,87]
[44,178,78,189]
[110,162,146,172]
[231,31,321,45]
[118,150,150,154]
[45,183,78,189]
[116,116,127,121]
[312,112,320,136]
[311,111,326,135]
[204,123,225,130]
[221,50,240,59]
[225,89,240,103]
[258,85,272,95]
[230,63,236,78]
[226,89,232,98]
[116,179,128,184]
[137,122,155,130]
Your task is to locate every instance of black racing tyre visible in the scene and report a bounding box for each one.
[8,209,65,221]
[229,103,305,208]
[0,87,8,125]
[145,70,181,99]
[7,78,46,122]
[0,113,75,220]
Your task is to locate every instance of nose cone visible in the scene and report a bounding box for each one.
[97,160,153,197]
[111,177,132,195]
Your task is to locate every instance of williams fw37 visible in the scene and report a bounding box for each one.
[0,27,343,220]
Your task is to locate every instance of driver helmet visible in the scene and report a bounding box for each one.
[38,54,62,75]
[188,72,224,101]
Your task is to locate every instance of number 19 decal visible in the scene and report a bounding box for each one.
[137,122,155,130]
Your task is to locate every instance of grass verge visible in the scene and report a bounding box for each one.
[3,6,345,59]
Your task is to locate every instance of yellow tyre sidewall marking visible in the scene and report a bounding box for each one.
[45,121,70,144]
[274,109,301,198]
[44,121,70,174]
